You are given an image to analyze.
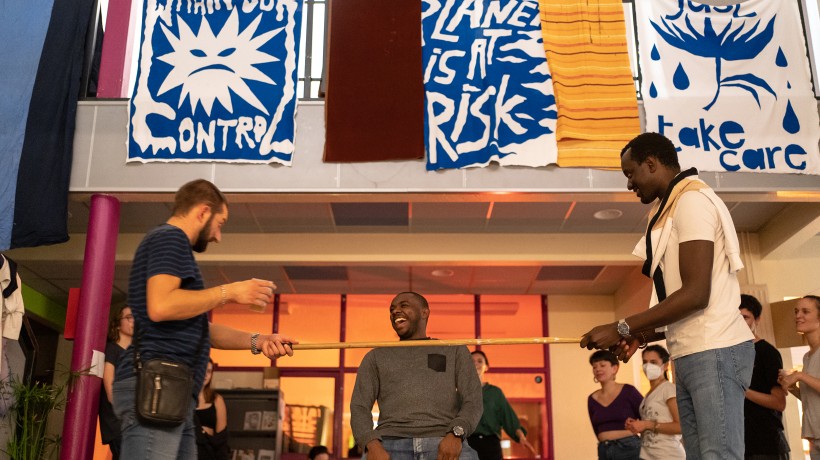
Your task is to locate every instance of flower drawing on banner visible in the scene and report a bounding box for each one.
[650,14,776,110]
[157,9,281,116]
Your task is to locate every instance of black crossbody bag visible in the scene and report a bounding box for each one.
[133,317,207,426]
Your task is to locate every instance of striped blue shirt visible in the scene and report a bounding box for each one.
[115,224,210,398]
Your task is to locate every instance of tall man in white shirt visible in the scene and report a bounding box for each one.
[580,132,754,460]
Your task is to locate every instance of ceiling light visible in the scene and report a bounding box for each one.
[431,269,454,277]
[593,209,623,220]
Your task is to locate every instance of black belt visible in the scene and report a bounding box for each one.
[598,435,639,446]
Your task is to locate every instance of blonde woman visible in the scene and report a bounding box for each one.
[779,295,820,459]
[625,345,683,459]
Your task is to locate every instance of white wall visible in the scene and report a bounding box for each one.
[547,294,642,460]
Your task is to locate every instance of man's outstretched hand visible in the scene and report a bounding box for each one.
[580,323,641,363]
[580,322,620,351]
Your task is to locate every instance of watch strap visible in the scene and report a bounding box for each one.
[251,332,262,355]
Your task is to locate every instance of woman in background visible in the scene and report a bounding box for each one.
[196,358,230,460]
[779,295,820,459]
[624,345,683,459]
[99,306,133,460]
[467,350,537,460]
[588,350,642,460]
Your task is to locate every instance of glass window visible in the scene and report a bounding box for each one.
[211,303,273,367]
[344,295,401,367]
[278,294,341,368]
[479,295,544,368]
[280,376,337,452]
[479,373,548,459]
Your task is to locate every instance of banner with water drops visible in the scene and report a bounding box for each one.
[127,0,302,164]
[636,0,819,174]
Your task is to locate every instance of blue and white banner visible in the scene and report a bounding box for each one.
[422,0,558,170]
[636,0,820,174]
[128,0,302,164]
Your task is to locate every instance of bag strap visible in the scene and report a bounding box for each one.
[641,167,698,302]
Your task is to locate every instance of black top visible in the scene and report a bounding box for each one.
[196,402,217,431]
[99,341,125,444]
[744,339,789,454]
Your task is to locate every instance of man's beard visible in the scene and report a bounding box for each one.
[192,215,214,253]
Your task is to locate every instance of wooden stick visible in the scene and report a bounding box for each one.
[291,337,581,350]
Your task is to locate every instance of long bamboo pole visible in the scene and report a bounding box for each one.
[291,336,581,350]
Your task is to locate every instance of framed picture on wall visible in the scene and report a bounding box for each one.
[261,410,277,430]
[244,411,262,430]
[232,449,256,460]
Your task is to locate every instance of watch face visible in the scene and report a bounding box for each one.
[617,321,629,336]
[453,426,465,437]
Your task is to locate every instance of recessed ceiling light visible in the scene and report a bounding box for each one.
[593,209,623,220]
[431,269,455,277]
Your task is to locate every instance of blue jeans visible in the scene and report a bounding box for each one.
[596,435,640,460]
[363,437,479,460]
[112,377,197,460]
[674,341,754,460]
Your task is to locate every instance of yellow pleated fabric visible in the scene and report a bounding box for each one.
[539,0,641,168]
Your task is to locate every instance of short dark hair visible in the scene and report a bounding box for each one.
[395,291,429,310]
[172,179,227,216]
[739,294,763,319]
[589,350,618,366]
[621,132,680,169]
[471,350,489,367]
[308,446,329,460]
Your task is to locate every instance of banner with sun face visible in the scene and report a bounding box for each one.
[127,0,302,164]
[636,0,820,174]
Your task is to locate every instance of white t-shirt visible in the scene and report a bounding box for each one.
[802,350,820,439]
[653,191,753,359]
[639,380,684,460]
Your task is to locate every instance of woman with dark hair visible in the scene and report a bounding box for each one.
[587,350,642,460]
[99,305,133,459]
[308,445,330,460]
[196,358,230,460]
[779,295,820,459]
[625,345,683,459]
[467,350,536,460]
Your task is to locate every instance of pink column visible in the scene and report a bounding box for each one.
[97,0,133,97]
[61,194,121,460]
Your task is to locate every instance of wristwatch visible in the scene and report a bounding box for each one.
[617,319,630,338]
[451,426,465,439]
[251,332,262,355]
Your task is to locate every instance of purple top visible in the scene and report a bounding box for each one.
[587,384,643,435]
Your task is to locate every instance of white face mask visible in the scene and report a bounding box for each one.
[643,363,664,381]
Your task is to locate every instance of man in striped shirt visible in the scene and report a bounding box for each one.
[114,179,297,460]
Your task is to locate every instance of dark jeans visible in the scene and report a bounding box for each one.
[467,434,501,460]
[597,435,640,460]
[108,439,121,460]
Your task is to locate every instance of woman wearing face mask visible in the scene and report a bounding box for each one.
[588,350,643,460]
[625,345,683,459]
[468,351,537,460]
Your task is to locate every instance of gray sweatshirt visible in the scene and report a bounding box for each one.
[350,343,483,449]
